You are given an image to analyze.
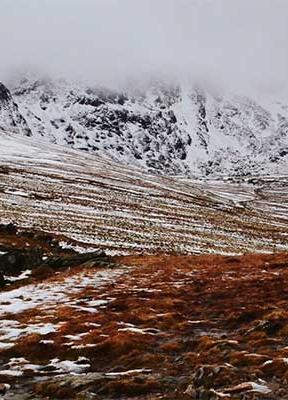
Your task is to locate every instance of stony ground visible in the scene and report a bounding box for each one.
[1,228,288,399]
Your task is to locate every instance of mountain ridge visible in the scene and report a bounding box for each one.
[1,76,288,177]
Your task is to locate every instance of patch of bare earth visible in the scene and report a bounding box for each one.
[1,253,288,398]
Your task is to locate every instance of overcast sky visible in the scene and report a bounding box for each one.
[0,0,287,94]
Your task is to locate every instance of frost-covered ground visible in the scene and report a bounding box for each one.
[0,131,287,255]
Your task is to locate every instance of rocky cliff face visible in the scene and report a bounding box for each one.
[0,82,31,137]
[1,77,288,177]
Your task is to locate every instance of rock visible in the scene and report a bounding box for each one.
[0,223,17,234]
[35,372,170,399]
[54,372,105,390]
[0,249,43,275]
[43,251,112,269]
[0,82,32,136]
[191,364,237,389]
[0,383,10,396]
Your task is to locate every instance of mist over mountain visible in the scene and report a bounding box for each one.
[0,0,288,96]
[0,0,287,177]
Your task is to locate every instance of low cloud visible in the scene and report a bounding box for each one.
[0,0,287,94]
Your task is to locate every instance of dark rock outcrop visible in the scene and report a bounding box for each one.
[0,81,31,136]
[0,248,43,274]
[42,250,112,269]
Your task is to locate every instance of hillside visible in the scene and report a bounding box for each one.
[1,77,288,177]
[0,131,288,256]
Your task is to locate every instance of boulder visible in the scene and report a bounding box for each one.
[0,223,17,234]
[42,251,111,269]
[0,248,43,275]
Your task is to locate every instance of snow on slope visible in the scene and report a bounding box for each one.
[2,76,288,177]
[0,131,287,255]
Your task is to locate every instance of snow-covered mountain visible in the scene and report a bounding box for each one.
[1,76,288,177]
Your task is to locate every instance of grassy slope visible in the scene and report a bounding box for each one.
[0,132,288,255]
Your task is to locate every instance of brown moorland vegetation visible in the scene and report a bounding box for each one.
[1,249,288,398]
